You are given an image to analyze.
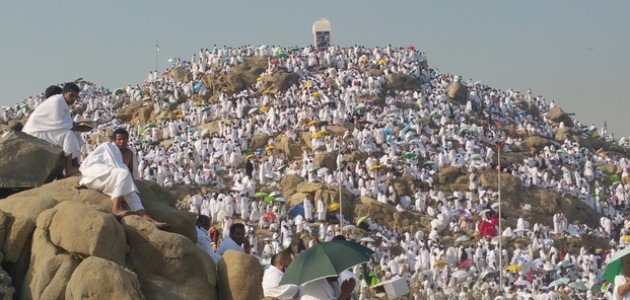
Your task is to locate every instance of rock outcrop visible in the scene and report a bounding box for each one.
[386,73,421,91]
[217,250,264,300]
[0,132,65,189]
[445,82,469,104]
[0,177,217,300]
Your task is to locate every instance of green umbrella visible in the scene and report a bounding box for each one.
[264,195,275,204]
[610,174,620,182]
[603,247,630,282]
[356,216,370,227]
[275,53,288,59]
[279,240,373,286]
[403,152,416,159]
[254,192,269,198]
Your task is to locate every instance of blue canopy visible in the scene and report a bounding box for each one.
[289,203,304,219]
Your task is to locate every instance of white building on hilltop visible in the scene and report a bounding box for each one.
[312,18,331,49]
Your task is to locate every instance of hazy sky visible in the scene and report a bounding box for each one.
[1,1,628,136]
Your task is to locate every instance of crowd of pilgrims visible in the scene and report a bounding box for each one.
[3,44,630,299]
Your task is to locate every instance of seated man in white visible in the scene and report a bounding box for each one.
[23,83,86,176]
[217,223,246,256]
[262,252,300,299]
[79,128,168,228]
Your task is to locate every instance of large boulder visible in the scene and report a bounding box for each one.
[202,57,267,98]
[47,201,127,264]
[445,82,469,104]
[280,174,304,198]
[65,257,143,300]
[250,133,271,150]
[21,227,81,300]
[116,100,154,125]
[386,73,420,91]
[122,216,218,300]
[260,71,300,95]
[437,166,462,185]
[197,120,222,137]
[275,134,303,159]
[0,132,65,189]
[296,182,324,194]
[313,151,337,170]
[353,197,427,232]
[217,250,264,300]
[386,173,416,198]
[0,177,207,299]
[547,107,574,127]
[169,67,193,83]
[555,127,576,142]
[522,135,551,153]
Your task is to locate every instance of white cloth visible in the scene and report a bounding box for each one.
[338,269,356,287]
[217,236,243,256]
[23,95,80,158]
[301,278,340,300]
[23,95,73,133]
[613,275,630,300]
[262,265,300,299]
[196,226,220,263]
[79,143,143,211]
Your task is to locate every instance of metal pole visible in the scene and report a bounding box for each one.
[339,147,343,235]
[498,145,503,293]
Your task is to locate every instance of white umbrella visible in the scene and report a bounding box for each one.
[360,237,375,243]
[451,270,468,280]
[556,260,573,269]
[548,277,570,288]
[479,209,491,216]
[455,236,470,243]
[316,167,329,177]
[568,281,587,291]
[514,278,531,287]
[491,236,505,246]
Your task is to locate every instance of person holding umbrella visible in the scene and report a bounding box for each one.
[611,254,630,299]
[279,239,371,300]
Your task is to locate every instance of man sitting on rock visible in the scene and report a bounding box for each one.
[217,223,245,256]
[262,251,301,299]
[79,128,169,228]
[23,83,86,176]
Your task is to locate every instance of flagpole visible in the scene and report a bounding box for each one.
[497,142,503,293]
[338,135,343,235]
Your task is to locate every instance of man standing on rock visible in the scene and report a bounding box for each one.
[23,82,86,176]
[79,128,169,229]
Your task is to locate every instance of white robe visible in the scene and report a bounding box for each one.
[23,94,81,159]
[79,143,143,211]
